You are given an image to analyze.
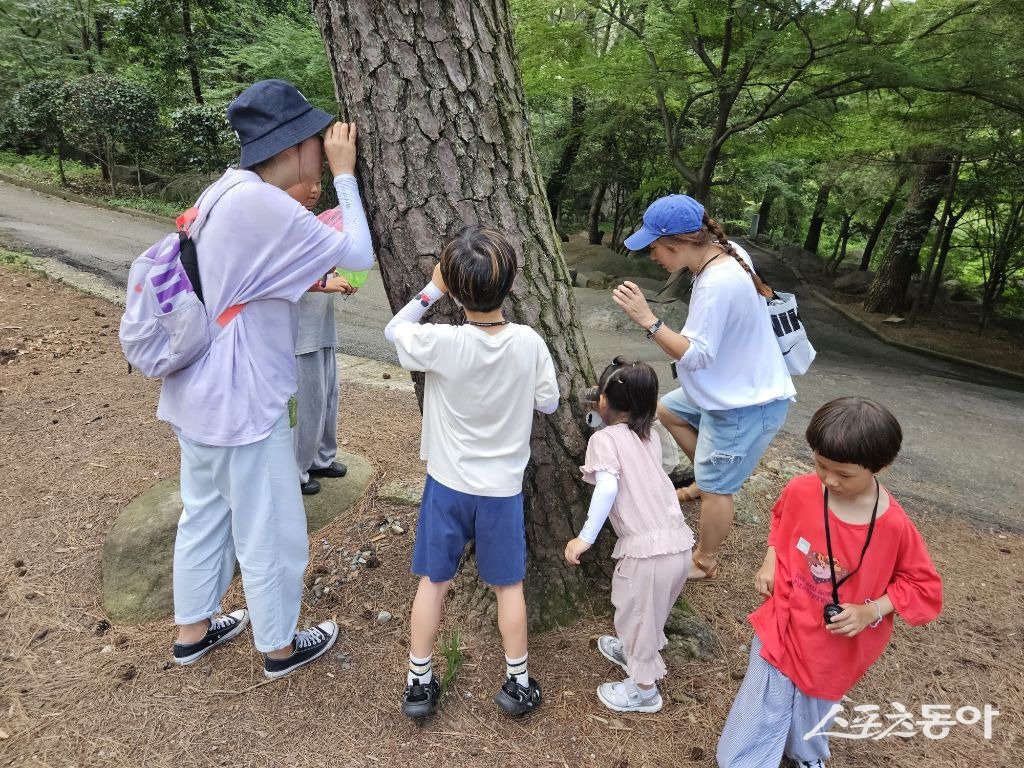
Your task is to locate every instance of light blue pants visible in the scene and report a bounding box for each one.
[293,348,339,484]
[717,636,839,767]
[173,412,309,652]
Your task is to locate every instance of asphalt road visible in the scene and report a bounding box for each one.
[2,178,1022,530]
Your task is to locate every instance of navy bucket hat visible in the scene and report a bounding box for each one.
[228,80,334,169]
[623,194,705,251]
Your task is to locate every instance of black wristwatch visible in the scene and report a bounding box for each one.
[645,318,663,338]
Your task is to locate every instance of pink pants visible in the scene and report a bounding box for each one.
[611,550,691,686]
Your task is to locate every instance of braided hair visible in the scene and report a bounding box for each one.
[668,213,774,298]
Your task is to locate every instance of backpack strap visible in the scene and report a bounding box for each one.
[175,172,254,313]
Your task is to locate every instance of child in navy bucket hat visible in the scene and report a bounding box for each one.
[612,194,795,583]
[162,80,374,680]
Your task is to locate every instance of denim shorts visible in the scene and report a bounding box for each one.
[411,475,526,586]
[660,389,790,495]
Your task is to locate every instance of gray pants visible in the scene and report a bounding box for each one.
[293,348,339,484]
[717,635,839,767]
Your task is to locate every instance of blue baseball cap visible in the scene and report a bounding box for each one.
[228,80,335,169]
[623,194,705,251]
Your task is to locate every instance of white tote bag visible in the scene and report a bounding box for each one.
[767,291,816,375]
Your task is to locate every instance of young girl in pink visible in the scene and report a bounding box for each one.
[565,357,695,713]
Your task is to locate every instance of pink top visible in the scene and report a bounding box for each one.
[581,424,695,559]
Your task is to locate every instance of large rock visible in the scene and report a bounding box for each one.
[102,450,373,624]
[573,287,688,333]
[112,164,166,187]
[159,172,221,204]
[833,269,874,295]
[664,595,719,662]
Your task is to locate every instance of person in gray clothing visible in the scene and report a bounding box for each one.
[287,179,362,495]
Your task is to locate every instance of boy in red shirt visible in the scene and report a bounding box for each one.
[717,397,943,768]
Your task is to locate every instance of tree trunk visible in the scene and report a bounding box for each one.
[864,152,952,314]
[544,93,586,225]
[926,211,962,311]
[803,182,832,255]
[826,212,852,274]
[105,136,116,196]
[860,177,903,270]
[312,0,601,628]
[182,0,205,104]
[57,139,67,187]
[908,158,960,326]
[757,188,776,236]
[587,182,606,245]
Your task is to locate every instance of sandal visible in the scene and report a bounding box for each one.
[677,483,702,503]
[689,552,720,582]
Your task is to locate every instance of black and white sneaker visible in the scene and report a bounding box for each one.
[172,609,249,666]
[401,676,441,718]
[263,621,338,680]
[494,676,542,716]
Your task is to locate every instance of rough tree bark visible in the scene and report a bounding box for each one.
[803,182,832,255]
[864,152,952,314]
[587,182,606,245]
[311,0,602,628]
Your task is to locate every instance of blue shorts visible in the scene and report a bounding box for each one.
[659,390,790,495]
[411,475,526,586]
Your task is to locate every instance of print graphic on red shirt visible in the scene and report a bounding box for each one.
[749,473,942,701]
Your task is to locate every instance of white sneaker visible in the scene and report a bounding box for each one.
[596,680,663,714]
[597,635,628,671]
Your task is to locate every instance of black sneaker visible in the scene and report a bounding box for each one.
[172,609,249,666]
[309,461,347,478]
[494,676,542,716]
[300,478,321,495]
[401,676,441,718]
[263,621,338,679]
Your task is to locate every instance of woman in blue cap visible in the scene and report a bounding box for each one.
[162,80,374,677]
[613,195,795,580]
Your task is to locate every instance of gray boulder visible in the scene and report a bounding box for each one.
[102,449,373,624]
[833,269,874,295]
[159,172,222,204]
[112,164,166,186]
[575,270,612,289]
[664,595,719,662]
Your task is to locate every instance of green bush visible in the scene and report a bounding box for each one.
[167,104,237,172]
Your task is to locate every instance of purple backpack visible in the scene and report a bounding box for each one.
[119,175,247,378]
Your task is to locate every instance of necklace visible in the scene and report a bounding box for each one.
[692,247,724,278]
[465,319,509,327]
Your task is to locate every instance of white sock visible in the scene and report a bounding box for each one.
[637,684,658,700]
[407,654,433,686]
[506,653,528,686]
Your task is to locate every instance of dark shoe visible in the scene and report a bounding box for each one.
[300,478,321,495]
[309,461,347,478]
[263,621,338,679]
[172,609,249,666]
[494,676,542,716]
[401,676,441,718]
[669,466,696,489]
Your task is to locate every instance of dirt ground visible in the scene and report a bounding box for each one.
[1,264,1022,768]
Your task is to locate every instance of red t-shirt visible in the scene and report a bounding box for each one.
[750,473,943,700]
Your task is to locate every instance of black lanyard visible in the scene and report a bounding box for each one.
[822,478,880,606]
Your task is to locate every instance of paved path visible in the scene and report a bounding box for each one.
[2,178,1022,530]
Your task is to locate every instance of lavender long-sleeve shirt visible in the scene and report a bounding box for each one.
[157,169,374,446]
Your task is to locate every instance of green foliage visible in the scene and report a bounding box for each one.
[107,196,182,216]
[438,627,463,695]
[168,104,237,171]
[0,246,31,268]
[62,73,160,160]
[1,79,65,153]
[0,150,97,185]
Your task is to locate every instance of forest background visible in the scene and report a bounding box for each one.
[2,0,1023,325]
